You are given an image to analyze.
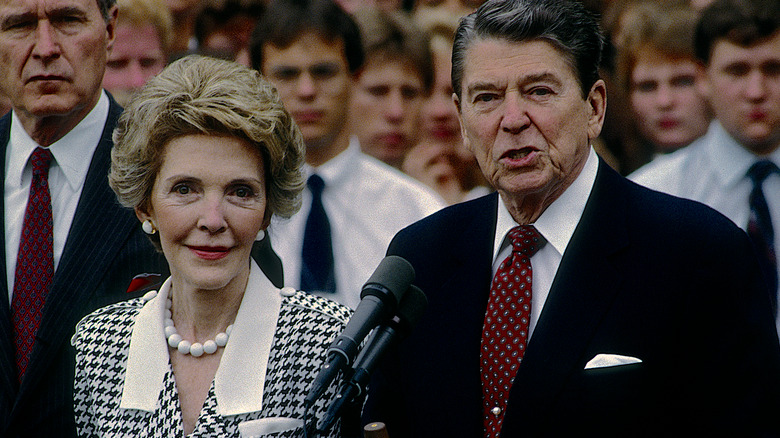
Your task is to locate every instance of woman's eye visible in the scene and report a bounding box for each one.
[235,187,253,198]
[173,184,191,195]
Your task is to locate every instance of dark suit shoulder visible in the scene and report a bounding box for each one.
[602,162,747,247]
[389,193,497,254]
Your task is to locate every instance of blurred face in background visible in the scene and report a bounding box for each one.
[420,48,460,146]
[700,32,780,155]
[351,57,426,168]
[629,47,710,152]
[262,32,353,166]
[103,23,166,107]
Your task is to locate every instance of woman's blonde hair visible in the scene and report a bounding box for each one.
[110,55,305,225]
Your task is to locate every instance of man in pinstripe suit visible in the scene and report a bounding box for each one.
[0,0,168,436]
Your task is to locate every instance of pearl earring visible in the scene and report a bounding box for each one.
[256,229,266,241]
[142,220,157,235]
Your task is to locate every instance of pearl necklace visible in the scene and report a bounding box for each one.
[164,297,233,357]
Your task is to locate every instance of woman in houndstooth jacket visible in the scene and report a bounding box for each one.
[72,55,352,437]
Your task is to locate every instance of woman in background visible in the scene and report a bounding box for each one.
[614,1,711,160]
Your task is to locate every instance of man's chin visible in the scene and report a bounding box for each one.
[24,95,85,118]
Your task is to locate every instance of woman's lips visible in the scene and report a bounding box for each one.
[189,246,230,260]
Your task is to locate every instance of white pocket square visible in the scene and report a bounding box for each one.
[585,353,643,369]
[238,417,303,437]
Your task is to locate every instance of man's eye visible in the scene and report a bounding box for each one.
[272,68,300,81]
[724,63,750,77]
[474,93,496,103]
[528,87,552,96]
[366,85,390,97]
[2,18,35,32]
[106,59,128,70]
[310,64,339,80]
[633,81,657,93]
[670,75,696,88]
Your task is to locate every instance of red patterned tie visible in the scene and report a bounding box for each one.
[12,147,54,381]
[480,225,543,438]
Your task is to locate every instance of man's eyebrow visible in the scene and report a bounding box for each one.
[466,81,503,95]
[0,11,36,30]
[1,6,88,29]
[466,72,564,94]
[47,6,89,20]
[521,72,564,87]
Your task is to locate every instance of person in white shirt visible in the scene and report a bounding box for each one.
[630,0,780,336]
[250,0,445,308]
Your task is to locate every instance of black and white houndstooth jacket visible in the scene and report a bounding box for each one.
[72,262,352,437]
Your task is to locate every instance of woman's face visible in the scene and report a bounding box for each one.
[138,134,267,294]
[629,48,711,152]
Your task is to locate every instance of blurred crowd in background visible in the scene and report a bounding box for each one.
[0,0,739,184]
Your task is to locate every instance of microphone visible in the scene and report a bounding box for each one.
[316,285,428,433]
[304,255,415,408]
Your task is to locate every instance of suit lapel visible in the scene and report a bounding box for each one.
[18,100,137,395]
[503,161,631,429]
[0,114,19,402]
[411,194,498,434]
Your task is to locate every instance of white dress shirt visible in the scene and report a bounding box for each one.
[630,120,780,335]
[4,92,109,301]
[269,137,446,308]
[493,147,598,339]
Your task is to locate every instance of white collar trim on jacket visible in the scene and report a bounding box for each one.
[119,260,281,416]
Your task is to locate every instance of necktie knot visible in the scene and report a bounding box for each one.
[30,147,53,181]
[308,174,325,196]
[747,160,779,185]
[508,225,544,257]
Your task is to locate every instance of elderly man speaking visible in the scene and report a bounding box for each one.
[362,0,780,437]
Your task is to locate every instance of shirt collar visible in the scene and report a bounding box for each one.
[705,120,770,187]
[120,261,282,416]
[303,136,361,187]
[7,91,108,190]
[494,147,599,260]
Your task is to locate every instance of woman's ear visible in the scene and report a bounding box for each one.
[135,205,152,224]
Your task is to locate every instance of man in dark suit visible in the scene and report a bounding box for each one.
[362,0,780,436]
[0,0,168,436]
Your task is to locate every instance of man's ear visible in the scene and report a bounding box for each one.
[586,79,607,142]
[453,93,473,152]
[105,5,118,51]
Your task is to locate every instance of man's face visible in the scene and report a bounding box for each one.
[103,23,166,107]
[455,38,605,213]
[0,0,115,121]
[701,31,780,155]
[262,32,352,155]
[630,49,710,152]
[350,58,425,168]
